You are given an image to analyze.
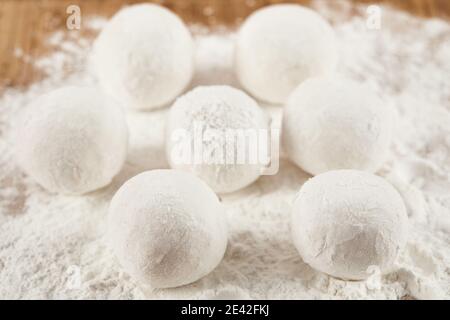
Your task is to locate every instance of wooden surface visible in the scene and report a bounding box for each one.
[0,0,449,90]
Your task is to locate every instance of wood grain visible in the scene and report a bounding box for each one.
[0,0,449,90]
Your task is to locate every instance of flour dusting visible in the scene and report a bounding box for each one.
[0,1,449,299]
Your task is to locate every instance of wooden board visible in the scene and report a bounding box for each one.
[0,0,449,90]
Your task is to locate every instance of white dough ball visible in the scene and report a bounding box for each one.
[166,86,270,194]
[291,170,409,280]
[15,86,128,195]
[235,4,338,104]
[283,77,394,175]
[92,4,194,111]
[108,170,227,288]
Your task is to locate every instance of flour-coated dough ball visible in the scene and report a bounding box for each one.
[108,170,227,288]
[235,4,338,104]
[92,4,194,110]
[15,86,128,195]
[166,86,270,194]
[283,77,394,175]
[291,170,409,280]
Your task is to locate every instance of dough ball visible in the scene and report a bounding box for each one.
[291,170,409,280]
[235,4,337,104]
[283,77,394,175]
[15,86,128,195]
[108,169,227,288]
[92,4,194,111]
[166,86,270,194]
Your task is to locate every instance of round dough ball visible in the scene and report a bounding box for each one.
[108,169,227,288]
[92,4,194,111]
[166,86,270,194]
[283,77,394,175]
[235,4,338,104]
[291,170,409,280]
[15,86,128,195]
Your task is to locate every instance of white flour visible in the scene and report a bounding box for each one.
[0,1,449,299]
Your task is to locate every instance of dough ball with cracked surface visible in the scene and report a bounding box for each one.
[291,170,409,280]
[108,169,227,288]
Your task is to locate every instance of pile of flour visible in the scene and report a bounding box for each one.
[0,1,449,299]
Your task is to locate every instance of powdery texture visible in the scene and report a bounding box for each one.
[235,4,338,104]
[166,85,270,193]
[14,86,128,195]
[292,170,409,280]
[0,1,449,299]
[92,4,194,111]
[108,169,227,289]
[283,77,394,175]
